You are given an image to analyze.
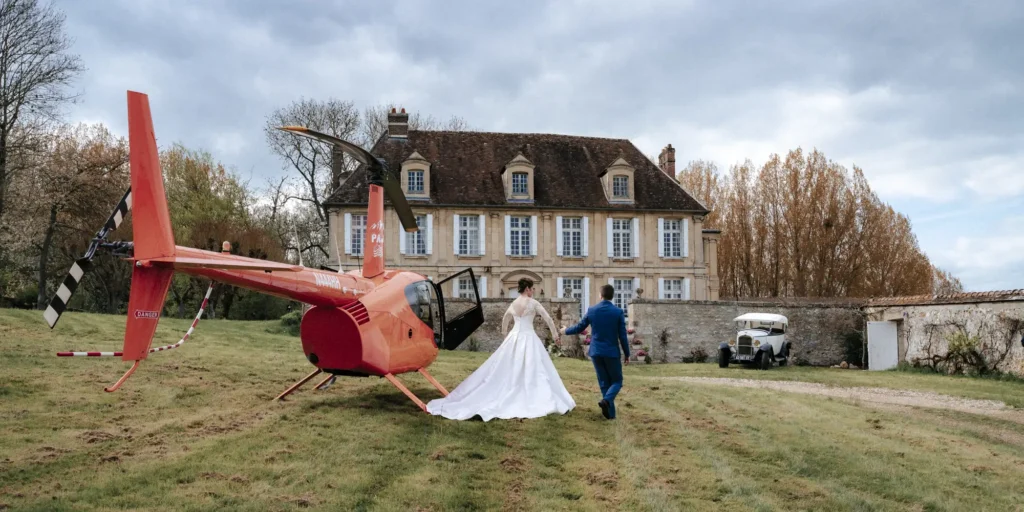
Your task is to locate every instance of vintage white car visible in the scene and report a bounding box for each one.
[718,313,790,369]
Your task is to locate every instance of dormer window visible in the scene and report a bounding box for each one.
[502,153,535,203]
[408,169,424,194]
[613,176,629,198]
[512,172,529,195]
[600,157,635,204]
[400,151,430,200]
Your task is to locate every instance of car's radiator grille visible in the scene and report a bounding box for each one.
[738,335,753,356]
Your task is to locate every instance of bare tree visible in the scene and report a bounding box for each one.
[360,103,471,149]
[264,98,361,224]
[0,0,84,220]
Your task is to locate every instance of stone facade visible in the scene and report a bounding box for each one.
[626,299,864,366]
[324,119,722,314]
[863,300,1024,374]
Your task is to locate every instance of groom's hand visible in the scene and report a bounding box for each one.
[624,358,630,366]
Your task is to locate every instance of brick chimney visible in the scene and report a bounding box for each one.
[388,107,409,139]
[658,144,676,180]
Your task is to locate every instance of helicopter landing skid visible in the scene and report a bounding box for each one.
[273,369,323,401]
[383,368,450,413]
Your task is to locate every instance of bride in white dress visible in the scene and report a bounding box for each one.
[426,278,576,421]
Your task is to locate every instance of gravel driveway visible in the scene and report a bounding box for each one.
[666,377,1024,423]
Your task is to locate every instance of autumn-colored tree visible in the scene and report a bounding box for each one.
[679,148,963,299]
[161,144,289,318]
[21,123,128,309]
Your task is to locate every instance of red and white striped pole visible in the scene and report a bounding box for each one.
[57,281,215,357]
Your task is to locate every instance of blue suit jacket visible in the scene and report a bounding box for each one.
[565,300,630,359]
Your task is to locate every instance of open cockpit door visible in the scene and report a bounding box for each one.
[434,269,485,350]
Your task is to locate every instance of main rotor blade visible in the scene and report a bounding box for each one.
[276,126,380,170]
[381,175,419,232]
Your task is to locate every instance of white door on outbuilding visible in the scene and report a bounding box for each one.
[867,321,899,371]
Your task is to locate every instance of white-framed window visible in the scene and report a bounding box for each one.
[612,219,632,258]
[663,219,682,258]
[509,216,531,256]
[458,215,480,255]
[564,277,585,317]
[350,214,366,256]
[561,217,583,257]
[612,278,635,315]
[407,169,424,193]
[511,172,529,195]
[457,276,475,298]
[613,176,629,198]
[405,215,427,255]
[663,279,684,299]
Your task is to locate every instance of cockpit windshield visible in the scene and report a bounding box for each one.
[405,280,442,345]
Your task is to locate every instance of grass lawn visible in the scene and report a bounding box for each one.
[2,307,1024,511]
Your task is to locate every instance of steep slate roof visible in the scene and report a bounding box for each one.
[865,289,1024,307]
[325,130,708,212]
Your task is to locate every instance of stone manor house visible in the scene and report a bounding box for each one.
[324,109,721,316]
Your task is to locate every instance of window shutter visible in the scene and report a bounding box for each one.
[343,214,352,254]
[452,214,460,255]
[658,278,665,299]
[426,214,433,255]
[479,276,487,298]
[583,277,590,308]
[684,277,691,300]
[478,214,486,255]
[606,218,613,257]
[399,226,407,254]
[608,277,615,287]
[555,216,563,256]
[557,277,564,298]
[633,277,640,295]
[684,218,689,258]
[657,218,665,258]
[632,217,640,258]
[504,215,511,255]
[530,215,538,256]
[582,216,589,256]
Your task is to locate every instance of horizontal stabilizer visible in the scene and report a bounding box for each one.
[147,256,303,272]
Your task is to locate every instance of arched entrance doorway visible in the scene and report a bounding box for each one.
[500,270,544,298]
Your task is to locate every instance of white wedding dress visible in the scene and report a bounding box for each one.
[426,296,576,421]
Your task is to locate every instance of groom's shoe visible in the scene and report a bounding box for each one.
[598,399,611,419]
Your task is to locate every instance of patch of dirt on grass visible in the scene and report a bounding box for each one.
[585,470,619,489]
[78,430,117,444]
[669,377,1024,423]
[500,455,525,473]
[282,493,318,508]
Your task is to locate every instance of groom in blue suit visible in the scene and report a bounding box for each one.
[562,284,630,419]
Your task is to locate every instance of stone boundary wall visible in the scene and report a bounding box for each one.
[863,301,1024,375]
[448,295,1023,373]
[626,299,864,366]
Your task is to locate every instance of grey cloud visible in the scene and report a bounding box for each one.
[56,0,1023,289]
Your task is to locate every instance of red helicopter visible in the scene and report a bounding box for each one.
[44,90,485,411]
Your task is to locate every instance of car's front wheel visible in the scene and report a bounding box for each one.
[757,348,773,370]
[718,348,730,368]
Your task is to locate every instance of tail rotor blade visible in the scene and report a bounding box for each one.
[102,188,133,234]
[43,258,93,329]
[44,186,132,329]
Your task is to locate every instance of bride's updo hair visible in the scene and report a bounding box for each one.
[517,278,534,293]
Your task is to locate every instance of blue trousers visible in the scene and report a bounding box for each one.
[591,356,623,418]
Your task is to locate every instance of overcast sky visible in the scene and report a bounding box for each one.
[59,0,1022,292]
